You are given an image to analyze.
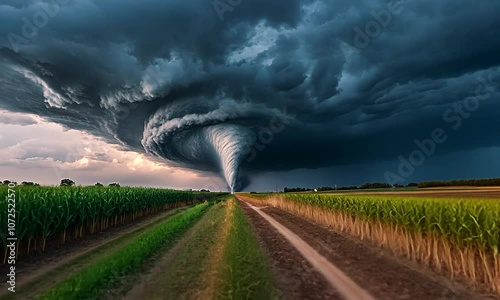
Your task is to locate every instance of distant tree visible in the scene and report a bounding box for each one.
[316,185,359,191]
[60,179,75,187]
[200,189,210,192]
[3,180,11,185]
[360,182,392,189]
[393,184,405,188]
[317,186,335,191]
[21,181,38,186]
[109,183,121,187]
[283,187,313,193]
[95,182,104,187]
[337,186,359,191]
[407,182,418,187]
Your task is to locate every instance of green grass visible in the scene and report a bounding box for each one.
[217,199,276,300]
[156,201,229,299]
[38,201,212,300]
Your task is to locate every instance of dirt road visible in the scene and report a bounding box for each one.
[245,201,375,300]
[237,197,497,300]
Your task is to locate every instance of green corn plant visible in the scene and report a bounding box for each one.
[283,193,500,253]
[0,185,227,262]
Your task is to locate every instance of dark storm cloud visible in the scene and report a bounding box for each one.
[1,0,500,189]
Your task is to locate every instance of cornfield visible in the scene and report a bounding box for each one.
[0,185,225,262]
[243,193,500,293]
[283,194,500,252]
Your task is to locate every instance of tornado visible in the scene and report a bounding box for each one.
[206,124,254,192]
[141,100,256,192]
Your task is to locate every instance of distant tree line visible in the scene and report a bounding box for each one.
[316,186,359,191]
[0,178,213,192]
[359,182,392,189]
[284,182,395,193]
[283,187,313,193]
[60,179,122,187]
[1,180,40,186]
[417,178,500,188]
[4,176,500,191]
[0,179,123,187]
[21,181,40,186]
[2,178,212,191]
[283,178,500,193]
[1,180,17,185]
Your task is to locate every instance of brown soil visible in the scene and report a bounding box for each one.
[238,200,499,300]
[238,200,341,300]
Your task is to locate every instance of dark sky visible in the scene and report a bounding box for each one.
[0,0,499,191]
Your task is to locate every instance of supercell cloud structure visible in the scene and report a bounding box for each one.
[0,0,500,190]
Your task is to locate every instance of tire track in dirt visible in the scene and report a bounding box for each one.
[237,198,341,299]
[243,200,375,300]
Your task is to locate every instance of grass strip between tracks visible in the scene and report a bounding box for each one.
[38,200,213,300]
[140,200,230,299]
